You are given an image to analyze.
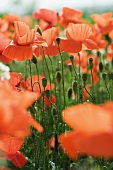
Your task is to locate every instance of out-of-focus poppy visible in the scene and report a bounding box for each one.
[0,80,43,138]
[91,12,113,34]
[33,9,57,31]
[0,134,26,168]
[59,102,113,159]
[0,33,12,63]
[58,7,83,28]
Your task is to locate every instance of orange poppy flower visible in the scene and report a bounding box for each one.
[62,103,113,135]
[59,102,113,159]
[33,8,57,24]
[0,19,8,33]
[66,23,98,50]
[92,12,113,34]
[58,7,83,28]
[35,27,59,56]
[0,33,11,63]
[0,80,43,138]
[2,21,38,61]
[7,72,25,92]
[59,130,113,160]
[0,134,26,168]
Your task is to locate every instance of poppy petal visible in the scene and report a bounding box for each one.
[0,135,23,155]
[12,151,27,168]
[2,41,32,61]
[62,103,113,135]
[66,24,92,41]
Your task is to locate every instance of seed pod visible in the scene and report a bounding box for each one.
[82,73,87,82]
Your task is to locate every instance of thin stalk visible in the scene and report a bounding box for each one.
[57,45,66,108]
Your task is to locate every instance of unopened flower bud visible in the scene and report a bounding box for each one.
[99,62,103,72]
[67,87,73,99]
[31,55,37,64]
[56,38,60,45]
[42,78,47,88]
[89,58,93,69]
[37,26,42,36]
[56,71,61,84]
[44,90,50,98]
[70,55,74,64]
[82,73,87,82]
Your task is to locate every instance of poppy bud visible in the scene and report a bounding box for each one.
[97,51,101,57]
[42,78,47,88]
[56,71,61,84]
[70,55,74,64]
[37,26,42,36]
[44,90,50,98]
[99,62,103,72]
[31,55,37,64]
[89,58,93,69]
[67,87,73,99]
[56,37,60,45]
[72,81,78,94]
[102,72,107,80]
[82,73,87,82]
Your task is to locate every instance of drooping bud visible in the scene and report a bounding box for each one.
[56,37,60,45]
[42,78,47,88]
[31,55,37,64]
[37,26,42,36]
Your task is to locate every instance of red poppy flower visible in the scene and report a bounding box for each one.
[66,23,98,51]
[0,134,26,168]
[92,12,113,34]
[0,80,43,138]
[59,102,113,159]
[33,9,57,23]
[2,21,38,61]
[58,7,83,28]
[0,33,12,63]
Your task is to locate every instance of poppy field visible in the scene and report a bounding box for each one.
[1,6,113,170]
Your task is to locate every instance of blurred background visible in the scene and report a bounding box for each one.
[0,0,113,15]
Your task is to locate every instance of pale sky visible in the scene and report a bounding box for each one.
[0,0,113,15]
